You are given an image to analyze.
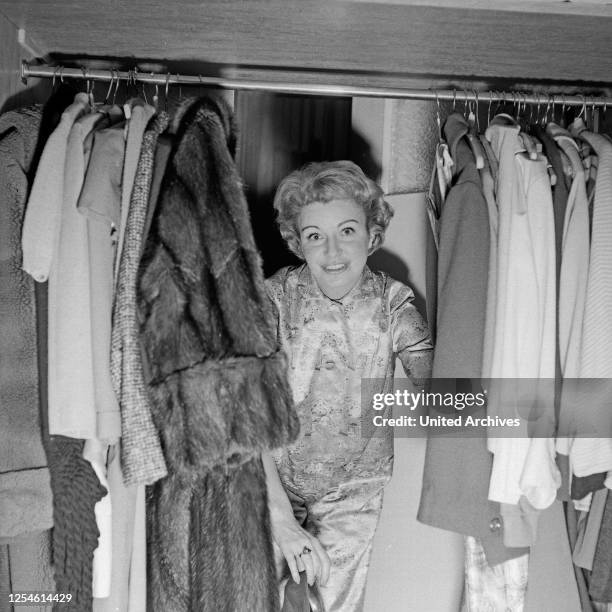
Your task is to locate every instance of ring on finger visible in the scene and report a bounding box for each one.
[299,546,312,556]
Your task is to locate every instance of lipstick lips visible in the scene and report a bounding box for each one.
[323,263,348,273]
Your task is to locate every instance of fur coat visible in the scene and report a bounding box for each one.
[138,97,299,612]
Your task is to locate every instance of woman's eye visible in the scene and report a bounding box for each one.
[307,232,320,241]
[341,227,355,236]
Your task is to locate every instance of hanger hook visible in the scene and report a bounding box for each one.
[473,89,480,132]
[433,89,442,141]
[153,74,159,108]
[112,69,119,106]
[104,71,114,104]
[165,73,171,111]
[494,90,503,117]
[452,89,456,112]
[578,95,587,119]
[561,94,567,124]
[52,65,60,87]
[59,66,65,83]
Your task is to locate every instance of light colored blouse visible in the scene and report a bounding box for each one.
[266,264,432,497]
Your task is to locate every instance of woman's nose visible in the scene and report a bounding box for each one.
[325,236,340,257]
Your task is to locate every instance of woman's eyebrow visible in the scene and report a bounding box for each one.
[300,225,320,232]
[337,218,360,227]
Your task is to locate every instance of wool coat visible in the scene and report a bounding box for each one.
[0,106,54,538]
[138,97,299,612]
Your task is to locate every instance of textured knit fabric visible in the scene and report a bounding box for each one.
[562,120,612,478]
[139,97,299,612]
[114,103,156,280]
[419,113,527,566]
[110,112,168,486]
[0,106,54,538]
[47,436,107,612]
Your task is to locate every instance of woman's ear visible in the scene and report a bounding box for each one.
[292,238,304,259]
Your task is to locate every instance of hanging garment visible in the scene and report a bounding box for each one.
[418,113,527,566]
[77,112,125,443]
[21,93,100,438]
[21,93,89,281]
[574,488,607,572]
[480,130,498,385]
[139,97,299,612]
[485,119,559,510]
[92,447,146,612]
[0,531,55,612]
[110,112,168,486]
[533,126,570,425]
[47,436,107,612]
[0,106,53,539]
[590,492,612,602]
[561,120,612,478]
[114,102,156,279]
[523,500,582,612]
[546,124,590,380]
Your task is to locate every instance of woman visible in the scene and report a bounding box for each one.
[264,160,433,611]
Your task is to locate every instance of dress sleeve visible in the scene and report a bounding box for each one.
[390,281,434,389]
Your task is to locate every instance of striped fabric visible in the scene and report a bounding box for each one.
[110,112,169,486]
[568,121,612,478]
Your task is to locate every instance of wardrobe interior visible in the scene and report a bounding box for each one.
[1,2,612,611]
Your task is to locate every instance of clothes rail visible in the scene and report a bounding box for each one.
[21,62,612,107]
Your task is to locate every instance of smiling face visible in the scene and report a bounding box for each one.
[298,198,375,300]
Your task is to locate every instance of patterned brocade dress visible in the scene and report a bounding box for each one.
[266,264,433,612]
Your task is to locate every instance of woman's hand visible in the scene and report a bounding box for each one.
[270,511,331,587]
[261,452,331,587]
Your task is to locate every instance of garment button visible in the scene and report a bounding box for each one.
[324,360,335,370]
[489,517,502,532]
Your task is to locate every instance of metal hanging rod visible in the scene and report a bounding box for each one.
[21,62,612,107]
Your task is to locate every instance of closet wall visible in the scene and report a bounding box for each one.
[0,13,46,112]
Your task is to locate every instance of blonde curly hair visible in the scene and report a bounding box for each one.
[273,160,394,258]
